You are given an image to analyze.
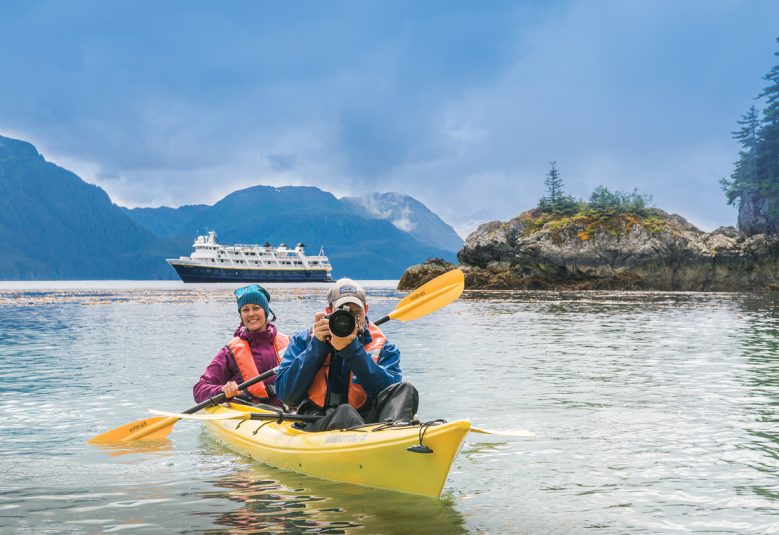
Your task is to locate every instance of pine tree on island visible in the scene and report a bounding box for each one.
[538,161,577,215]
[532,162,653,235]
[721,37,779,235]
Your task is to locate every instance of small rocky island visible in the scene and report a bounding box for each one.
[402,42,779,292]
[406,43,779,291]
[399,208,779,292]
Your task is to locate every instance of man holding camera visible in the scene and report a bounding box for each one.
[276,278,419,431]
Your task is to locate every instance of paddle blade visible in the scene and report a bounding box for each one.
[390,269,464,323]
[149,409,250,421]
[470,426,536,438]
[88,416,176,444]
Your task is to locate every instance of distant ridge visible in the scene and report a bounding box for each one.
[340,192,463,252]
[126,185,458,279]
[0,135,180,279]
[0,134,459,280]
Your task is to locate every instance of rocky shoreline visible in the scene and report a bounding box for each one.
[399,208,779,291]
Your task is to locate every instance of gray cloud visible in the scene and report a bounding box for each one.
[0,0,776,233]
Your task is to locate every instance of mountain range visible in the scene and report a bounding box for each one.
[0,135,462,280]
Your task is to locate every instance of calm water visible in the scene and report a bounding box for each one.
[1,281,779,534]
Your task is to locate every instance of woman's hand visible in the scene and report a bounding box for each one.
[221,381,240,398]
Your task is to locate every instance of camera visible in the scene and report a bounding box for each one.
[327,306,356,337]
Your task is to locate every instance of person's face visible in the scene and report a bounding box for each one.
[344,303,366,332]
[240,304,267,331]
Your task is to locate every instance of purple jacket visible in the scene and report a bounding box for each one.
[193,323,283,407]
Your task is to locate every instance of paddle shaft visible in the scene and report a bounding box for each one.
[231,412,322,423]
[184,366,278,415]
[119,367,279,441]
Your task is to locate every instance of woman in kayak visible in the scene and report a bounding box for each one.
[276,278,419,431]
[193,284,289,407]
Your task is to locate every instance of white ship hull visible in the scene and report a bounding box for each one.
[168,260,332,282]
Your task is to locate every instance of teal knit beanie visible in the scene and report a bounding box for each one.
[236,285,270,317]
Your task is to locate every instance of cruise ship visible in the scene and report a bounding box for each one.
[167,231,333,283]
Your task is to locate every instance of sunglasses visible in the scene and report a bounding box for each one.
[234,284,271,301]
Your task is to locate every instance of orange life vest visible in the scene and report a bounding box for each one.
[226,331,289,400]
[307,322,387,410]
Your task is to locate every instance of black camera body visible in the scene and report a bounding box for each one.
[327,306,356,337]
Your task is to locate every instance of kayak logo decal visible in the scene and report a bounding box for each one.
[129,421,148,433]
[324,435,367,444]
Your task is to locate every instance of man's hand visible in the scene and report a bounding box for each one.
[330,325,357,351]
[312,312,330,342]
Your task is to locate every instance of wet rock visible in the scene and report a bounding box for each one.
[399,208,779,291]
[397,258,456,290]
[738,192,779,236]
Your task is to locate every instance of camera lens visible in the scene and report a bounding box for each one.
[328,309,356,337]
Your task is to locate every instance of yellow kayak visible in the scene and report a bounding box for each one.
[202,402,471,497]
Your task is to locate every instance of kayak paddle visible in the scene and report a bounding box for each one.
[374,268,464,326]
[470,427,535,438]
[148,408,321,422]
[150,409,534,438]
[88,367,278,444]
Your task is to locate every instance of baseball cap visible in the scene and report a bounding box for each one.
[327,278,366,310]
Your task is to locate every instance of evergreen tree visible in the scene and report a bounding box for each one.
[723,37,779,223]
[757,37,779,197]
[544,161,563,205]
[588,186,652,216]
[538,161,578,215]
[722,105,761,206]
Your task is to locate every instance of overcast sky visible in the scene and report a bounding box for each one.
[2,0,778,236]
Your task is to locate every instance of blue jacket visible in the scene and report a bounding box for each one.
[276,320,402,409]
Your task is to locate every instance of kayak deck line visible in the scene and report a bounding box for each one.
[212,412,461,453]
[202,402,471,497]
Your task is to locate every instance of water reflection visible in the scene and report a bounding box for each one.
[92,439,174,458]
[199,438,467,534]
[728,295,779,508]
